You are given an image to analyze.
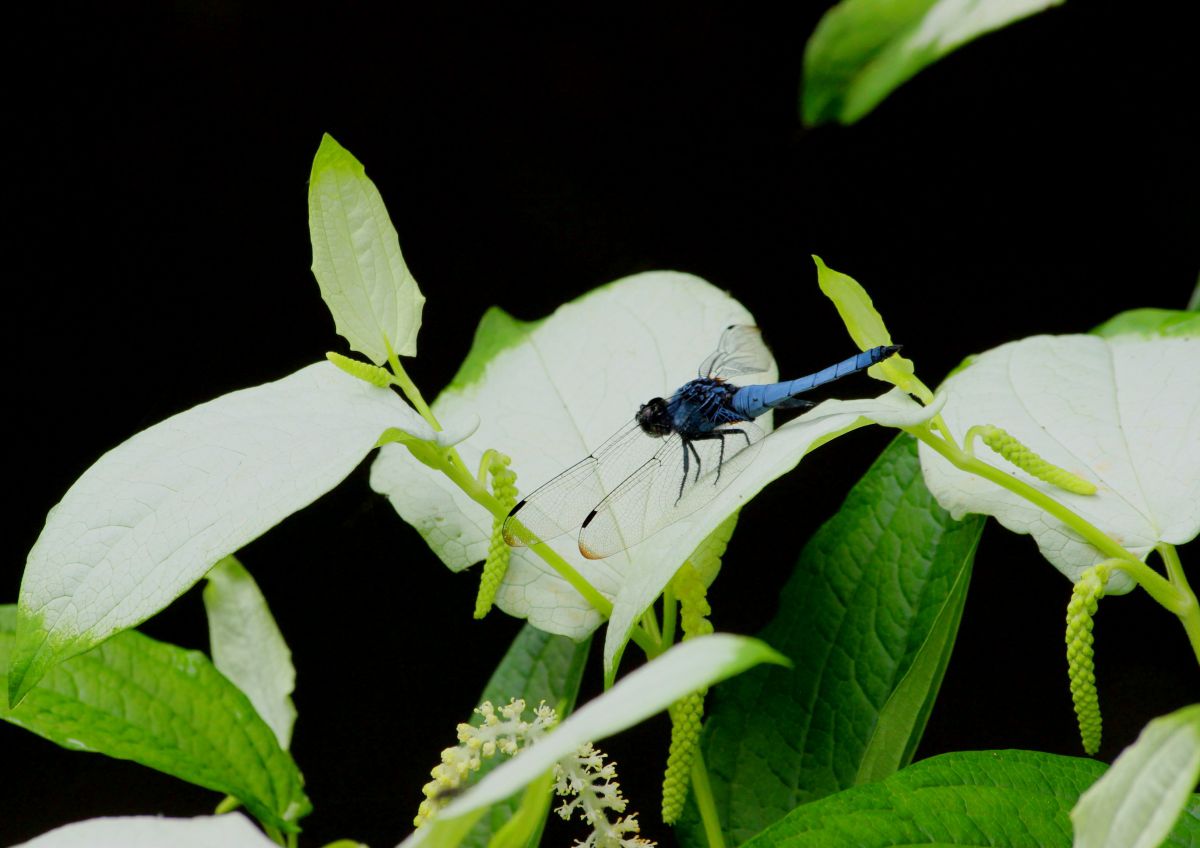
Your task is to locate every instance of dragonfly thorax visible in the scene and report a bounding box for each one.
[636,397,673,437]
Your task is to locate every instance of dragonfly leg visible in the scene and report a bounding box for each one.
[692,428,750,485]
[677,440,705,505]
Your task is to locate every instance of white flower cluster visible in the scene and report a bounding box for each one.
[415,698,557,826]
[415,699,653,846]
[554,742,654,848]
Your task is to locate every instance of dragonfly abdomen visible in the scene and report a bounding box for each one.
[730,345,900,419]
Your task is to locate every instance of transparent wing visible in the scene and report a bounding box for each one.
[502,419,663,548]
[698,325,773,379]
[577,421,764,559]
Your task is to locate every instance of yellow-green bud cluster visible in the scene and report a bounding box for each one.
[672,563,714,639]
[976,425,1096,495]
[414,698,557,827]
[662,690,706,823]
[659,562,714,823]
[554,742,655,847]
[476,454,517,619]
[1066,567,1108,755]
[325,351,392,387]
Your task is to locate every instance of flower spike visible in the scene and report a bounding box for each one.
[967,425,1097,495]
[475,452,517,619]
[1066,563,1112,755]
[326,351,393,388]
[661,562,715,823]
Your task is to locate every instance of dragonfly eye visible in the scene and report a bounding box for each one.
[636,397,672,437]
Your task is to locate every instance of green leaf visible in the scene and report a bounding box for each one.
[855,519,976,783]
[203,555,297,749]
[1091,308,1200,340]
[0,607,309,832]
[10,362,430,703]
[918,334,1200,592]
[402,634,788,848]
[811,256,923,399]
[1072,704,1200,848]
[308,132,426,363]
[802,0,1065,126]
[459,625,592,848]
[12,813,279,848]
[740,750,1200,847]
[678,436,985,846]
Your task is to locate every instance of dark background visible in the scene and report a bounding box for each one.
[7,3,1197,846]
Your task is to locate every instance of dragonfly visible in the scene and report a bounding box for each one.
[502,325,900,559]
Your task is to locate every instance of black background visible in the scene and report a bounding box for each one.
[7,4,1198,847]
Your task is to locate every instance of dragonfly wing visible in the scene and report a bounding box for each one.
[698,325,773,379]
[578,421,764,559]
[502,419,662,547]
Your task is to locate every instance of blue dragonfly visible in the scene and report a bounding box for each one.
[502,325,900,559]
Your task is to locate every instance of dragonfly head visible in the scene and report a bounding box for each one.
[636,397,673,437]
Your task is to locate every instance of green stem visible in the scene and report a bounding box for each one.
[263,824,284,846]
[640,607,663,652]
[385,342,437,427]
[385,341,473,478]
[377,346,672,656]
[661,584,678,648]
[1159,544,1200,665]
[909,425,1138,566]
[691,750,726,848]
[1106,557,1179,612]
[435,453,614,617]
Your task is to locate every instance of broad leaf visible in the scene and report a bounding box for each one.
[1072,704,1200,848]
[401,634,788,848]
[741,750,1200,848]
[803,0,1065,125]
[203,555,297,748]
[918,335,1200,592]
[308,133,426,363]
[0,607,310,832]
[677,436,984,846]
[460,625,592,848]
[10,361,431,702]
[370,272,940,682]
[12,814,277,848]
[1091,308,1200,340]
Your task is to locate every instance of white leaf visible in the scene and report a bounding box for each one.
[203,556,297,749]
[13,814,278,848]
[309,133,426,363]
[1071,704,1200,848]
[12,362,430,697]
[370,271,939,679]
[918,335,1200,592]
[371,271,764,645]
[397,634,787,848]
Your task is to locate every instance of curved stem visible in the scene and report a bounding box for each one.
[375,358,672,656]
[909,425,1139,567]
[1158,544,1200,665]
[385,341,473,478]
[691,750,726,848]
[661,584,678,648]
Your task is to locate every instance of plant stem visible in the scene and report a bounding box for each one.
[661,584,678,648]
[640,607,663,652]
[376,352,678,656]
[909,425,1139,567]
[691,750,726,848]
[1159,544,1200,665]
